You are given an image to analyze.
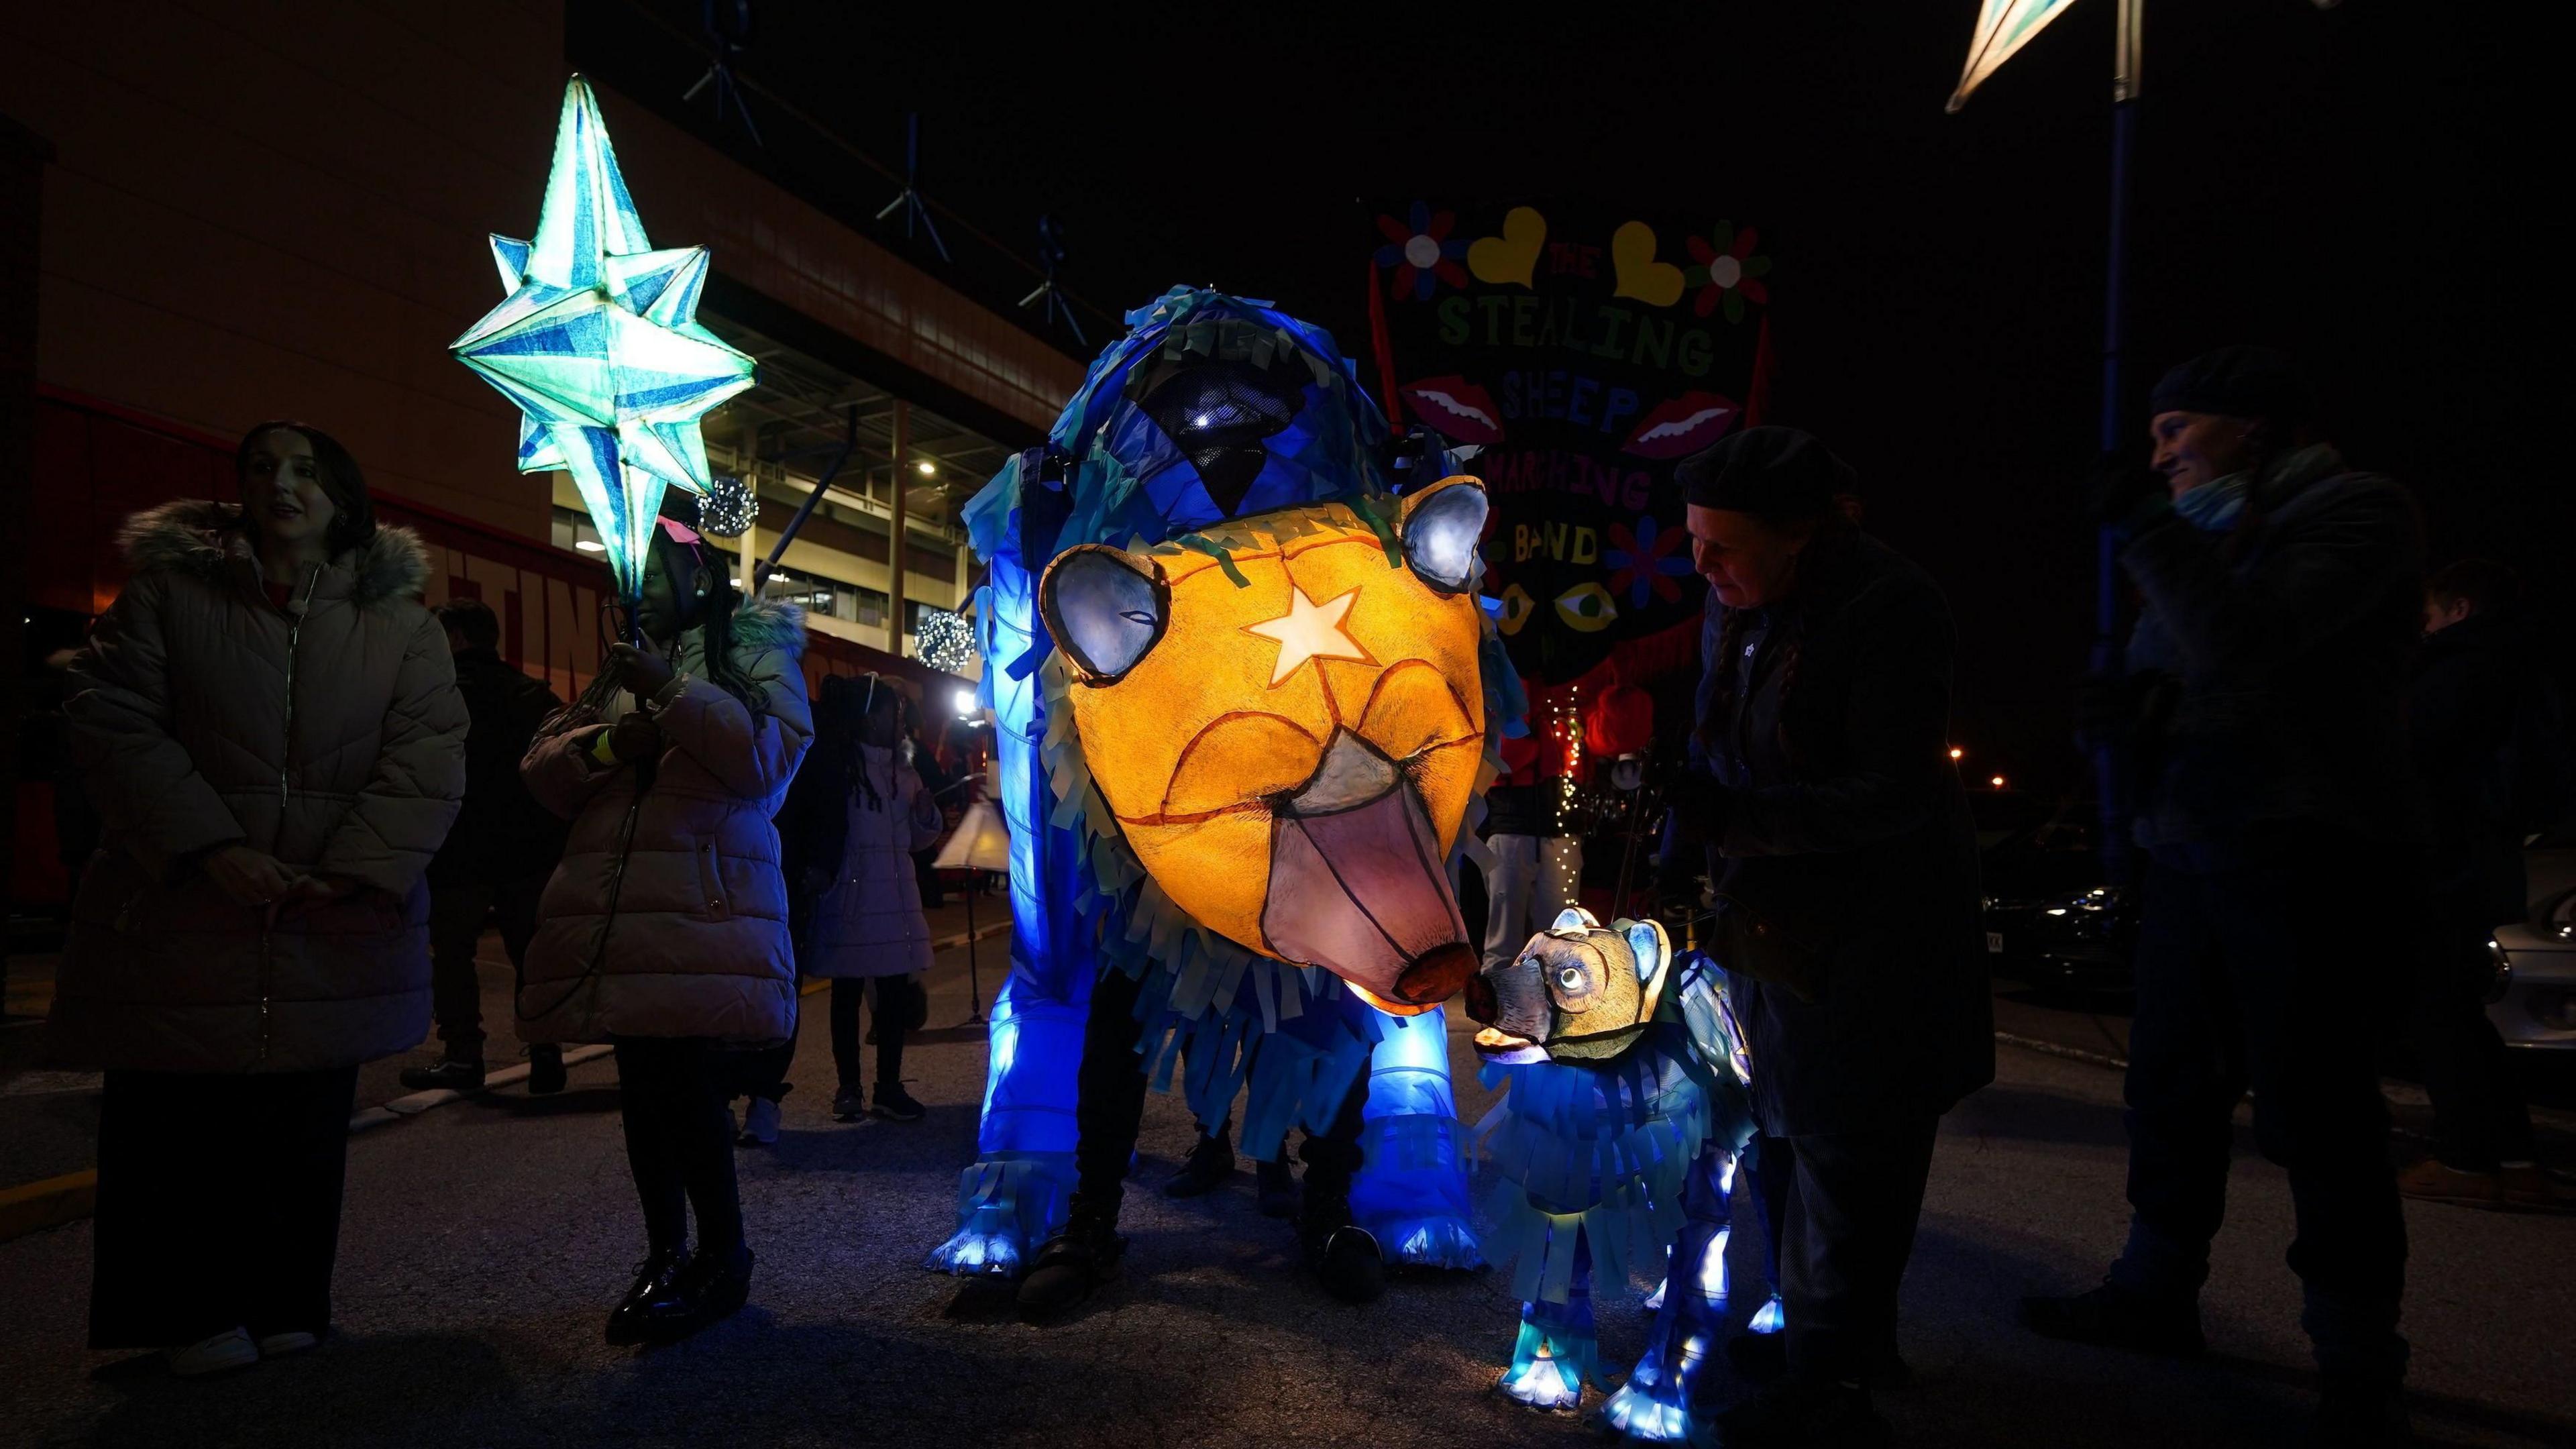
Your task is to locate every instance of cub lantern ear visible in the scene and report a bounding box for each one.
[1621,918,1668,983]
[1399,476,1489,594]
[1550,906,1600,934]
[1040,545,1170,684]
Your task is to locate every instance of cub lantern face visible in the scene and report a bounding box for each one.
[1041,477,1493,1014]
[1466,908,1673,1063]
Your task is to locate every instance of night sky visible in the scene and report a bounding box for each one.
[582,0,2561,796]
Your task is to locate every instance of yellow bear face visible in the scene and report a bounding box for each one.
[1040,477,1492,1014]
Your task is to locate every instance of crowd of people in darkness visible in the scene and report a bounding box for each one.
[41,343,2570,1446]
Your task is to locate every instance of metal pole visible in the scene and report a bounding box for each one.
[890,399,910,657]
[963,875,985,1025]
[2093,0,2144,887]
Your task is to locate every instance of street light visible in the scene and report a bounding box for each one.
[1949,747,1965,761]
[1991,775,2008,790]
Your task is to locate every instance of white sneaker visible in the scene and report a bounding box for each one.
[256,1330,319,1358]
[167,1326,257,1377]
[740,1095,781,1146]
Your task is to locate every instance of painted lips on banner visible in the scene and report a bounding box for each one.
[1369,202,1771,686]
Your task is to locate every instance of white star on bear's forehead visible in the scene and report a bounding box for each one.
[1246,583,1373,686]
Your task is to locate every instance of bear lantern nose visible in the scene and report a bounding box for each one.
[1463,970,1499,1025]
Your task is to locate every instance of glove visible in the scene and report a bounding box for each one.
[2087,455,2172,532]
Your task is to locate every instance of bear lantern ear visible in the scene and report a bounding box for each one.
[1550,906,1601,934]
[1040,545,1170,684]
[1399,476,1488,595]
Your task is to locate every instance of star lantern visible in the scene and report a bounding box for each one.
[451,76,757,602]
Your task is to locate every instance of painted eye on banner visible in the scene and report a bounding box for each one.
[1553,582,1619,633]
[1497,583,1535,636]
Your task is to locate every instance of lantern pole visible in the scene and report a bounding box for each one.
[2092,0,2143,886]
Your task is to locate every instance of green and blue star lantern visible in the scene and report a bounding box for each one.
[451,76,756,600]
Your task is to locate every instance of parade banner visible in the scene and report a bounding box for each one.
[1366,201,1773,687]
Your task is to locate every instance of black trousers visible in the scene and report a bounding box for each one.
[2113,833,2409,1384]
[90,1065,360,1348]
[1069,965,1366,1222]
[830,977,918,1089]
[614,1037,745,1259]
[2414,922,2534,1171]
[426,871,543,1057]
[1750,1117,1939,1384]
[735,975,922,1103]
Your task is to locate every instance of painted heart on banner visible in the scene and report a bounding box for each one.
[1468,206,1547,288]
[1609,221,1686,308]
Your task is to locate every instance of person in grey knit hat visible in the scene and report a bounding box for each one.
[2026,348,2424,1447]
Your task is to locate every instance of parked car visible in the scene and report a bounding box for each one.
[2488,838,2576,1050]
[1973,792,2137,994]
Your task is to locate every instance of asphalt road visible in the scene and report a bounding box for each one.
[2,931,2573,1448]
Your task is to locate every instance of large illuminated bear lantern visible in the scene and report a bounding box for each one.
[929,288,1520,1280]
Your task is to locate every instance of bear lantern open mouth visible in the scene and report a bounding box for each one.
[1262,730,1477,1013]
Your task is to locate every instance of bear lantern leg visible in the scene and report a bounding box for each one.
[1498,1234,1601,1411]
[1350,1002,1483,1269]
[1599,1144,1738,1444]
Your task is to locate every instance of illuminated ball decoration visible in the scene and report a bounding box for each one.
[696,474,755,538]
[915,606,978,675]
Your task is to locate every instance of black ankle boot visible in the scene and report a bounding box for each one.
[1018,1208,1125,1321]
[1298,1191,1384,1304]
[1163,1131,1236,1199]
[642,1245,752,1344]
[1255,1157,1299,1218]
[527,1044,567,1096]
[400,1055,484,1093]
[605,1246,690,1345]
[2020,1282,2206,1358]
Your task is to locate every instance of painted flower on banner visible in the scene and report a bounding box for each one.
[1605,515,1697,608]
[1375,201,1470,303]
[1683,222,1772,323]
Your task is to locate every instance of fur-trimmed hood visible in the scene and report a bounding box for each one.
[118,498,430,608]
[723,596,806,665]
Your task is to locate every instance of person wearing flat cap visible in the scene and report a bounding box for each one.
[1657,425,1990,1448]
[2023,346,2424,1446]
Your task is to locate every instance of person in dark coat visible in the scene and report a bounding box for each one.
[54,422,466,1376]
[1658,427,1990,1448]
[400,597,570,1093]
[2397,559,2566,1210]
[2023,347,2424,1446]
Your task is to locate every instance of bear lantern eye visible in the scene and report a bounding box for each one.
[1400,478,1489,595]
[1041,546,1170,684]
[1556,963,1587,993]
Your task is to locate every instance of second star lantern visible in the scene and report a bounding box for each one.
[451,76,756,602]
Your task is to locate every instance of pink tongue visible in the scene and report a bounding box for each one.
[1260,784,1470,1005]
